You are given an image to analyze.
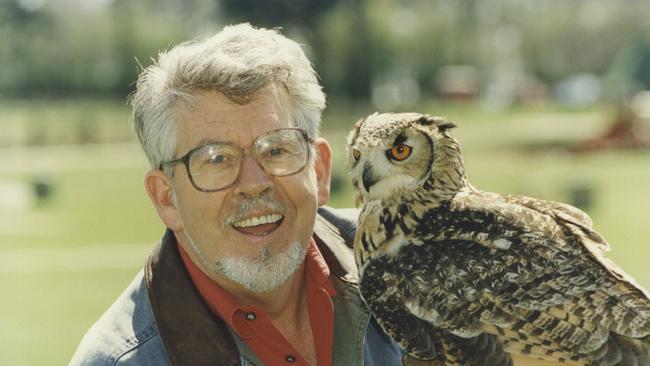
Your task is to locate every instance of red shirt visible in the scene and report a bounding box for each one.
[178,238,336,366]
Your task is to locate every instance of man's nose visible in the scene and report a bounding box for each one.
[233,155,273,198]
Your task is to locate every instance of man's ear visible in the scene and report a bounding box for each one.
[313,138,332,206]
[144,169,182,231]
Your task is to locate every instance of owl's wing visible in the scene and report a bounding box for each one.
[498,192,607,251]
[500,193,592,226]
[450,190,638,285]
[445,190,650,335]
[394,190,650,363]
[470,191,649,299]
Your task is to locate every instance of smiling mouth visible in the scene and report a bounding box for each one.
[232,214,284,236]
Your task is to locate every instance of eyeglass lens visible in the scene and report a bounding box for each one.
[187,129,309,191]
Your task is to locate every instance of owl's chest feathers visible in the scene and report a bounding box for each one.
[360,237,511,334]
[356,195,439,269]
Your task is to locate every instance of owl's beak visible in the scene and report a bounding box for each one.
[362,162,377,192]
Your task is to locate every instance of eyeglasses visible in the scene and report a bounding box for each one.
[159,128,313,192]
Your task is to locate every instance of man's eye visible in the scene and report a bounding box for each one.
[207,155,226,164]
[267,147,286,157]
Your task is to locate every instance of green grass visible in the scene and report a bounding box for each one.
[0,268,143,365]
[1,100,649,365]
[1,144,164,249]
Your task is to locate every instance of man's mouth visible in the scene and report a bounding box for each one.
[232,214,284,236]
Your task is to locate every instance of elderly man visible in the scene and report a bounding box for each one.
[70,23,402,366]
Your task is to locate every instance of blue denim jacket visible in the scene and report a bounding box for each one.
[70,207,403,366]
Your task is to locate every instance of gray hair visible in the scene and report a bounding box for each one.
[129,23,326,174]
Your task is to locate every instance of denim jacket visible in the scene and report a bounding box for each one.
[70,207,403,366]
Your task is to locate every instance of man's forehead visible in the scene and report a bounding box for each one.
[174,86,293,150]
[176,86,286,117]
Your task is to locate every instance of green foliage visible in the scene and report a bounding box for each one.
[2,0,650,100]
[0,0,219,97]
[220,0,338,28]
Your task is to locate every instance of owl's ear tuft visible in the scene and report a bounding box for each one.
[416,116,436,126]
[416,115,457,132]
[436,120,457,132]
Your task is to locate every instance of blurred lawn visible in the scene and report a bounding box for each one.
[1,100,649,365]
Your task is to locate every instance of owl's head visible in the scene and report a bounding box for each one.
[346,112,467,206]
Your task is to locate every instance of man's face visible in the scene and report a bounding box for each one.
[164,86,330,291]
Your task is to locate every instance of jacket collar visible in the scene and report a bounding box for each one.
[145,213,358,366]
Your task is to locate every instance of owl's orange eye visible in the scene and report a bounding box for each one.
[353,149,361,161]
[389,144,412,161]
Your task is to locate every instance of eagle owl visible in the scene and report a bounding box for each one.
[347,112,650,366]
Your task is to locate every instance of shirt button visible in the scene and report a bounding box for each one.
[245,312,256,321]
[285,355,296,363]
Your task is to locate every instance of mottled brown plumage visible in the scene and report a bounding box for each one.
[347,112,650,366]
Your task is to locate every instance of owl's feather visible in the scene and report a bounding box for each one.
[348,112,650,366]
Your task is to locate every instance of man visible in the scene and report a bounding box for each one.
[70,23,403,366]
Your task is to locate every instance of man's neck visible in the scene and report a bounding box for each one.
[217,262,308,320]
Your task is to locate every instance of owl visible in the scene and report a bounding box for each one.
[346,112,650,366]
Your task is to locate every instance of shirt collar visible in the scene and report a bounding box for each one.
[305,238,336,297]
[178,244,242,328]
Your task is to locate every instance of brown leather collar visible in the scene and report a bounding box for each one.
[145,214,358,366]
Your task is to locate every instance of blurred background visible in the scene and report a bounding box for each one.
[1,0,650,364]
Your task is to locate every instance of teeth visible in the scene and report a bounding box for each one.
[233,214,283,228]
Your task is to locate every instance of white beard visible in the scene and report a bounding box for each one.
[181,220,308,293]
[216,240,308,293]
